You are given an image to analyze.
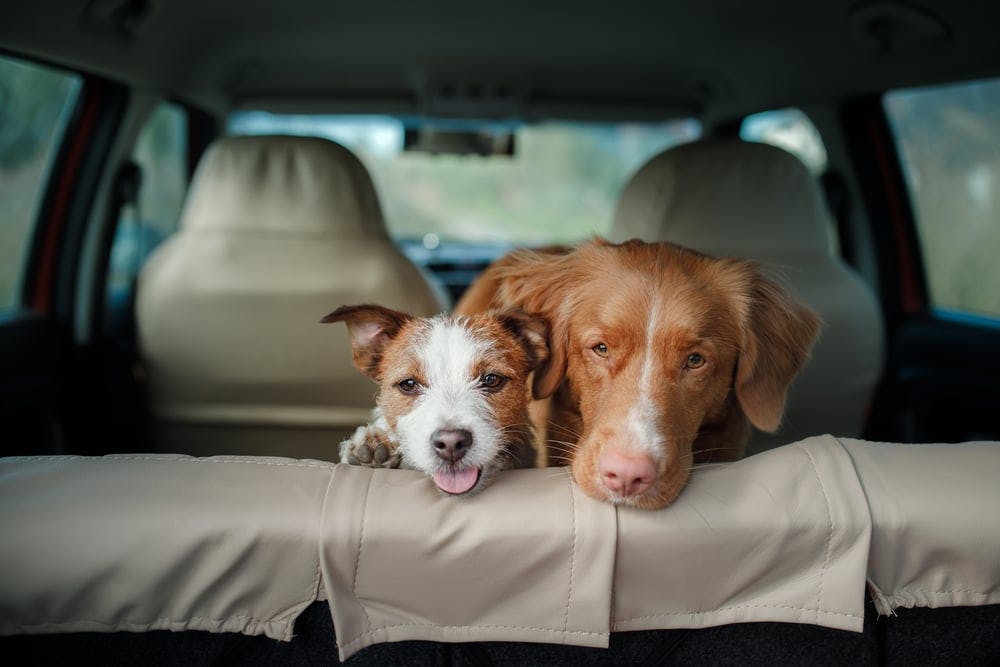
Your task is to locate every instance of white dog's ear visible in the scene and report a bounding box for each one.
[321,304,413,380]
[497,310,550,372]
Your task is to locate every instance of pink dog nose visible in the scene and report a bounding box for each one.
[598,448,656,498]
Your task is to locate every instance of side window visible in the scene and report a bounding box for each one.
[740,108,828,174]
[105,102,188,333]
[885,78,1000,320]
[0,54,82,312]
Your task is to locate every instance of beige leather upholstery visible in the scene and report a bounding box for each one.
[325,437,870,658]
[3,438,998,659]
[136,135,446,459]
[612,138,884,453]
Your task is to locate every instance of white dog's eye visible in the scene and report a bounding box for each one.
[397,378,421,394]
[479,373,506,391]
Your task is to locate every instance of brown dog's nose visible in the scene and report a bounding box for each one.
[432,429,472,463]
[598,447,656,498]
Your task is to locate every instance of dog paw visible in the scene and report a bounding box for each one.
[340,425,402,468]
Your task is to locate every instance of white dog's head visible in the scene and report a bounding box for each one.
[323,305,549,495]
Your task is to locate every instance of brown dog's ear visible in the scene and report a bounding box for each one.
[455,247,574,400]
[734,270,822,433]
[320,304,413,380]
[496,310,551,372]
[494,251,575,400]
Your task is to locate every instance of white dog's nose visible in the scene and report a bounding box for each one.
[432,429,472,463]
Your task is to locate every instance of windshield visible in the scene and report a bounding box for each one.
[227,113,700,246]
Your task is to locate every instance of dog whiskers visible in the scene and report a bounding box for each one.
[689,462,732,472]
[545,419,583,438]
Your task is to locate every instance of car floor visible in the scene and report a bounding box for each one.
[5,597,999,665]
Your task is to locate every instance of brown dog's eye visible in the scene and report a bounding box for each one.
[686,353,706,369]
[479,373,506,391]
[592,343,609,357]
[397,378,421,394]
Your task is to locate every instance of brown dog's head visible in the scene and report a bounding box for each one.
[488,239,821,509]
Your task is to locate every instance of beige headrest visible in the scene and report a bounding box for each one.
[181,134,390,238]
[613,138,832,259]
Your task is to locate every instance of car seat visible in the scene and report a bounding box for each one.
[136,135,447,459]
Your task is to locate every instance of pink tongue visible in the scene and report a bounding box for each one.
[433,467,481,494]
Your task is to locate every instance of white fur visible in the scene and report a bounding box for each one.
[627,297,666,459]
[338,408,395,462]
[393,317,503,476]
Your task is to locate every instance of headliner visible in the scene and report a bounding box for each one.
[1,0,998,122]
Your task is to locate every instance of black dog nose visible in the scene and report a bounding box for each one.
[432,429,473,462]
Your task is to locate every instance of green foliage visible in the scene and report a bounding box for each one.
[887,78,1000,317]
[227,112,699,246]
[370,121,698,245]
[0,59,79,170]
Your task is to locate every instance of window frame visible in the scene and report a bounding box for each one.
[0,48,217,337]
[840,95,929,332]
[0,49,86,316]
[882,77,1000,324]
[99,98,207,341]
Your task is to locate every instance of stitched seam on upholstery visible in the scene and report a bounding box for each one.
[797,441,835,622]
[891,587,996,596]
[0,455,338,470]
[563,472,578,633]
[265,470,336,636]
[342,622,606,651]
[3,613,281,631]
[351,470,377,633]
[311,467,337,606]
[614,604,863,624]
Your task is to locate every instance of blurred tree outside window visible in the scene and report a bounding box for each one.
[0,55,82,311]
[104,102,188,335]
[885,78,1000,319]
[227,113,701,246]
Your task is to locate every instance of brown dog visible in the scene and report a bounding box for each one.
[454,238,821,509]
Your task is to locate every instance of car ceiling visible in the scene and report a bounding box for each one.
[1,0,999,122]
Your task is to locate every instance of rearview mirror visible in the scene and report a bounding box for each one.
[403,127,515,156]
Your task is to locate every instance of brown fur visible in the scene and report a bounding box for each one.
[454,238,821,509]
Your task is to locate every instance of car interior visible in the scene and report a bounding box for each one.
[1,0,999,664]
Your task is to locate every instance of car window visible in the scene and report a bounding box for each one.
[885,77,1000,320]
[740,108,828,174]
[105,102,188,334]
[227,113,701,246]
[0,54,82,312]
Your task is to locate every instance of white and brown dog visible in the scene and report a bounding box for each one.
[322,304,549,495]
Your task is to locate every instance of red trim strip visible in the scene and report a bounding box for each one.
[29,80,103,314]
[866,115,924,315]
